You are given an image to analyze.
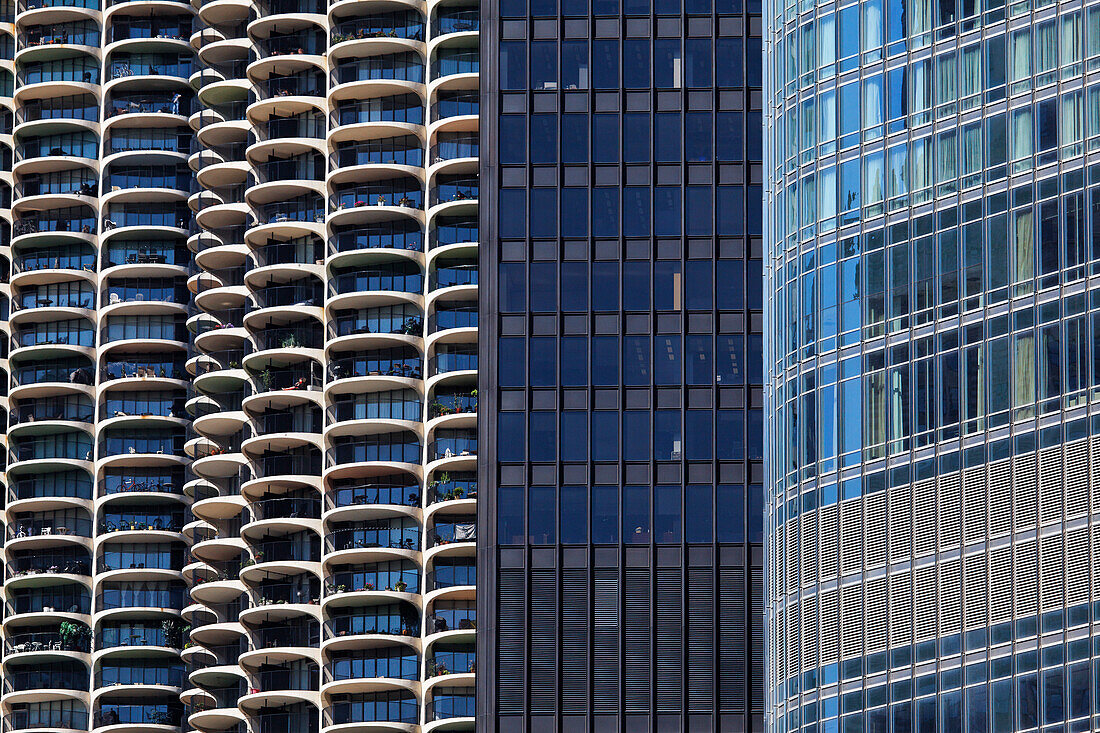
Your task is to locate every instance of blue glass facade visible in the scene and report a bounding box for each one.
[766,1,1100,732]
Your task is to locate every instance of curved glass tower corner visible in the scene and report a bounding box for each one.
[766,3,1100,732]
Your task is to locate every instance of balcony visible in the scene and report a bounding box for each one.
[5,630,90,655]
[427,432,476,461]
[9,433,92,463]
[106,93,193,118]
[330,264,423,296]
[324,694,417,726]
[335,93,424,126]
[430,216,477,248]
[3,709,89,731]
[3,665,88,694]
[428,561,475,590]
[427,690,475,722]
[427,306,477,334]
[333,135,423,169]
[430,49,477,80]
[13,245,94,274]
[334,54,424,85]
[255,31,326,58]
[328,351,422,381]
[432,89,478,122]
[249,496,320,521]
[332,221,423,254]
[253,73,325,100]
[96,585,187,610]
[426,521,475,548]
[93,704,183,728]
[427,648,475,677]
[10,396,94,425]
[429,262,477,289]
[327,479,420,509]
[326,565,418,595]
[325,604,419,637]
[429,347,477,375]
[325,649,418,683]
[13,208,96,237]
[9,471,92,502]
[330,433,421,466]
[7,587,91,615]
[430,135,478,165]
[324,521,419,553]
[331,13,424,45]
[8,552,90,579]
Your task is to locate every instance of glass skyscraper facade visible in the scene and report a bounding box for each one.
[479,0,764,728]
[766,1,1100,732]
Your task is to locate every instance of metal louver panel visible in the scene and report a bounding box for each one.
[624,568,651,712]
[561,569,589,713]
[592,570,620,713]
[529,569,558,713]
[498,569,526,714]
[655,568,682,712]
[1038,445,1064,525]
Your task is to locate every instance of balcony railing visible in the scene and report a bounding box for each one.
[3,710,88,731]
[327,482,420,508]
[325,525,419,552]
[428,691,475,721]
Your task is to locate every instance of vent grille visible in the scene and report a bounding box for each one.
[1067,526,1089,604]
[889,571,913,646]
[1039,445,1063,525]
[938,473,962,549]
[888,483,912,561]
[530,569,558,712]
[914,478,937,556]
[624,568,651,712]
[819,505,839,579]
[1039,533,1065,611]
[939,558,961,634]
[865,493,887,568]
[498,569,526,713]
[1065,439,1089,517]
[988,459,1013,536]
[562,569,589,713]
[593,570,620,713]
[1014,452,1039,531]
[962,465,986,544]
[989,545,1013,622]
[819,588,839,664]
[963,552,987,629]
[656,568,683,712]
[840,583,862,657]
[1015,540,1038,616]
[840,499,863,575]
[914,564,937,640]
[865,576,887,651]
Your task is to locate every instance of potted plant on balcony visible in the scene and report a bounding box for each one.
[394,580,407,592]
[59,621,91,651]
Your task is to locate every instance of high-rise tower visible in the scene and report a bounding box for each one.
[4,0,193,728]
[765,3,1100,732]
[0,0,479,728]
[182,0,479,729]
[478,0,766,727]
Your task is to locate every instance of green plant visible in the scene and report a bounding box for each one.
[260,368,274,388]
[161,618,189,648]
[59,621,91,650]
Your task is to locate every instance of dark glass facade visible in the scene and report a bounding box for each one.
[478,0,765,727]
